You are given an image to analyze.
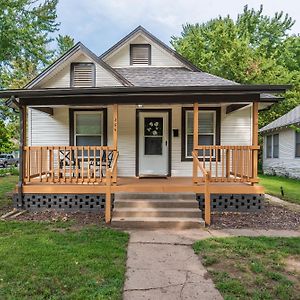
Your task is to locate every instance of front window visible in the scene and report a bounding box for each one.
[74,111,103,146]
[296,131,300,157]
[184,109,217,159]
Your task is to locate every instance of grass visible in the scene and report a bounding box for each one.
[0,221,129,299]
[0,175,18,208]
[259,174,300,204]
[194,237,300,300]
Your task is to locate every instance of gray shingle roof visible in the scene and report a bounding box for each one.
[115,67,238,87]
[260,105,300,133]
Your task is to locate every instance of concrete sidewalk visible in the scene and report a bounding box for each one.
[123,229,300,299]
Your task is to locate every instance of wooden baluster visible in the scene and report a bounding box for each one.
[225,148,230,181]
[81,146,84,183]
[39,146,42,182]
[51,148,54,183]
[87,146,90,183]
[215,146,218,182]
[69,147,73,183]
[75,147,78,183]
[27,148,31,182]
[99,148,103,183]
[93,147,96,183]
[209,147,212,180]
[63,146,66,182]
[221,147,224,182]
[234,146,237,181]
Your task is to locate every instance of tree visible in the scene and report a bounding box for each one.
[56,34,75,57]
[171,5,300,128]
[0,0,74,152]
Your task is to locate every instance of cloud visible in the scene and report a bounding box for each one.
[57,0,300,54]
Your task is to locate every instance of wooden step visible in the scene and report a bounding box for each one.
[113,207,201,218]
[111,216,205,229]
[114,199,199,209]
[115,193,196,200]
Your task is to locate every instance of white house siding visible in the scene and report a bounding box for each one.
[263,128,300,179]
[27,104,253,177]
[28,107,69,146]
[38,53,122,88]
[105,34,185,68]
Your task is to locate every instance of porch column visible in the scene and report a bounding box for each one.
[193,101,199,183]
[18,104,26,205]
[252,101,259,183]
[112,104,118,183]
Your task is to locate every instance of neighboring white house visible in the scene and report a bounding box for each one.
[260,105,300,179]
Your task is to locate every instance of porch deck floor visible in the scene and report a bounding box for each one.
[22,177,264,194]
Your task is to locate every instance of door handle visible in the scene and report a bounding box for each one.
[165,140,168,147]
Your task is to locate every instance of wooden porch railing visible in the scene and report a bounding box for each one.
[23,146,117,184]
[193,145,260,183]
[192,145,260,225]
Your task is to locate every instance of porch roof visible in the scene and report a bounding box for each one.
[0,84,290,107]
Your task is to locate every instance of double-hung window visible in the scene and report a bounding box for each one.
[266,134,279,158]
[296,131,300,158]
[74,111,103,146]
[183,108,219,160]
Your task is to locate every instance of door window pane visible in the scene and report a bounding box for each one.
[145,137,162,155]
[76,136,102,146]
[144,118,163,136]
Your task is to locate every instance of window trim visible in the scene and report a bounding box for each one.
[130,44,151,66]
[70,63,96,88]
[181,107,221,161]
[296,131,300,158]
[69,108,107,146]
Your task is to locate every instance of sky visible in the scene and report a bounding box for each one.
[56,0,300,55]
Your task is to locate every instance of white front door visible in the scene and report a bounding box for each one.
[138,111,169,176]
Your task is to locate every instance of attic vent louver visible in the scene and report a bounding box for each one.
[130,44,151,65]
[71,63,95,87]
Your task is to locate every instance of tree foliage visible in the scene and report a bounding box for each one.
[0,0,74,152]
[171,5,300,128]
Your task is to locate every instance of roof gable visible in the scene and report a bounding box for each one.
[26,42,131,89]
[100,26,201,71]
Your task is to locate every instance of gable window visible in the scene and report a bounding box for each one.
[266,134,279,158]
[130,44,151,65]
[70,109,107,147]
[182,108,220,160]
[296,131,300,158]
[71,63,95,87]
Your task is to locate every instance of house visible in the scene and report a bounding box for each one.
[0,26,289,227]
[260,105,300,179]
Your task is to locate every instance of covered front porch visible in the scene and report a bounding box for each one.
[1,85,287,226]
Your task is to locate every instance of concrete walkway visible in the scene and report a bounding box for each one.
[266,194,300,212]
[123,229,300,299]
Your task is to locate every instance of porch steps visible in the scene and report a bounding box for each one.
[111,193,205,229]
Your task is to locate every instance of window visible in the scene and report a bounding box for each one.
[182,108,220,160]
[71,63,95,87]
[73,111,105,147]
[130,44,151,65]
[273,134,279,158]
[266,134,279,158]
[296,131,300,158]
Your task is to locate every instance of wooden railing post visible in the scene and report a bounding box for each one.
[204,173,211,226]
[113,104,118,184]
[105,170,112,223]
[193,101,199,183]
[225,149,230,179]
[252,102,259,183]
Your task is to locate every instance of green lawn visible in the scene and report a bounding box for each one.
[259,174,300,204]
[0,175,18,208]
[194,237,300,300]
[0,221,129,299]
